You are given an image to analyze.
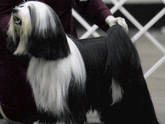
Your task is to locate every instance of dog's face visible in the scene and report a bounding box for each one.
[7,1,70,60]
[7,2,33,55]
[9,3,31,36]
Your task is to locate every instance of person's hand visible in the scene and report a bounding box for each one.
[105,15,128,32]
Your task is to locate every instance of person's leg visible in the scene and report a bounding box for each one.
[0,104,23,124]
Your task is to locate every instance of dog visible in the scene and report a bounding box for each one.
[7,1,159,124]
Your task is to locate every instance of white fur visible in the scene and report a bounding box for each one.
[23,1,57,36]
[110,79,123,105]
[27,36,86,116]
[8,1,87,116]
[7,1,57,55]
[13,37,28,55]
[7,5,32,39]
[7,6,31,55]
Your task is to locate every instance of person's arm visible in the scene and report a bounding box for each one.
[75,0,128,32]
[105,15,128,32]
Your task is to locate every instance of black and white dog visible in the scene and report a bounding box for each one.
[7,1,159,124]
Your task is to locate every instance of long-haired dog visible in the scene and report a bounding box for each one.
[7,1,159,124]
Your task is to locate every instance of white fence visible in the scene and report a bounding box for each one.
[72,0,165,79]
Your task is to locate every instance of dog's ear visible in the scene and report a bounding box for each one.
[7,34,20,53]
[27,4,70,60]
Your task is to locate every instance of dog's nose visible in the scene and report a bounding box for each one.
[12,8,18,14]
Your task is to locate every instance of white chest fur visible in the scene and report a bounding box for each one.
[27,36,86,116]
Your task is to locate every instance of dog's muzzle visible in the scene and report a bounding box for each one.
[12,8,22,25]
[12,8,18,14]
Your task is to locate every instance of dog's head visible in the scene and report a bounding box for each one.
[7,1,70,60]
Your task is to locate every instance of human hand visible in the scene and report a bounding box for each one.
[105,15,128,32]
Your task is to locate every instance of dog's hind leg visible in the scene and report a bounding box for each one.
[110,79,123,105]
[102,25,159,124]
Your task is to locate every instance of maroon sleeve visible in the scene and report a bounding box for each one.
[75,0,112,31]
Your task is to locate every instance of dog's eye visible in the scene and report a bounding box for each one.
[14,16,22,25]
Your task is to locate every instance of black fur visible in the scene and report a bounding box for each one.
[27,4,70,60]
[37,25,159,124]
[7,33,20,53]
[7,1,159,123]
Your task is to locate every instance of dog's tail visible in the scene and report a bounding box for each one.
[106,25,159,124]
[106,25,141,105]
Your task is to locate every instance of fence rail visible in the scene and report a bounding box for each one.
[103,0,164,4]
[72,0,165,79]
